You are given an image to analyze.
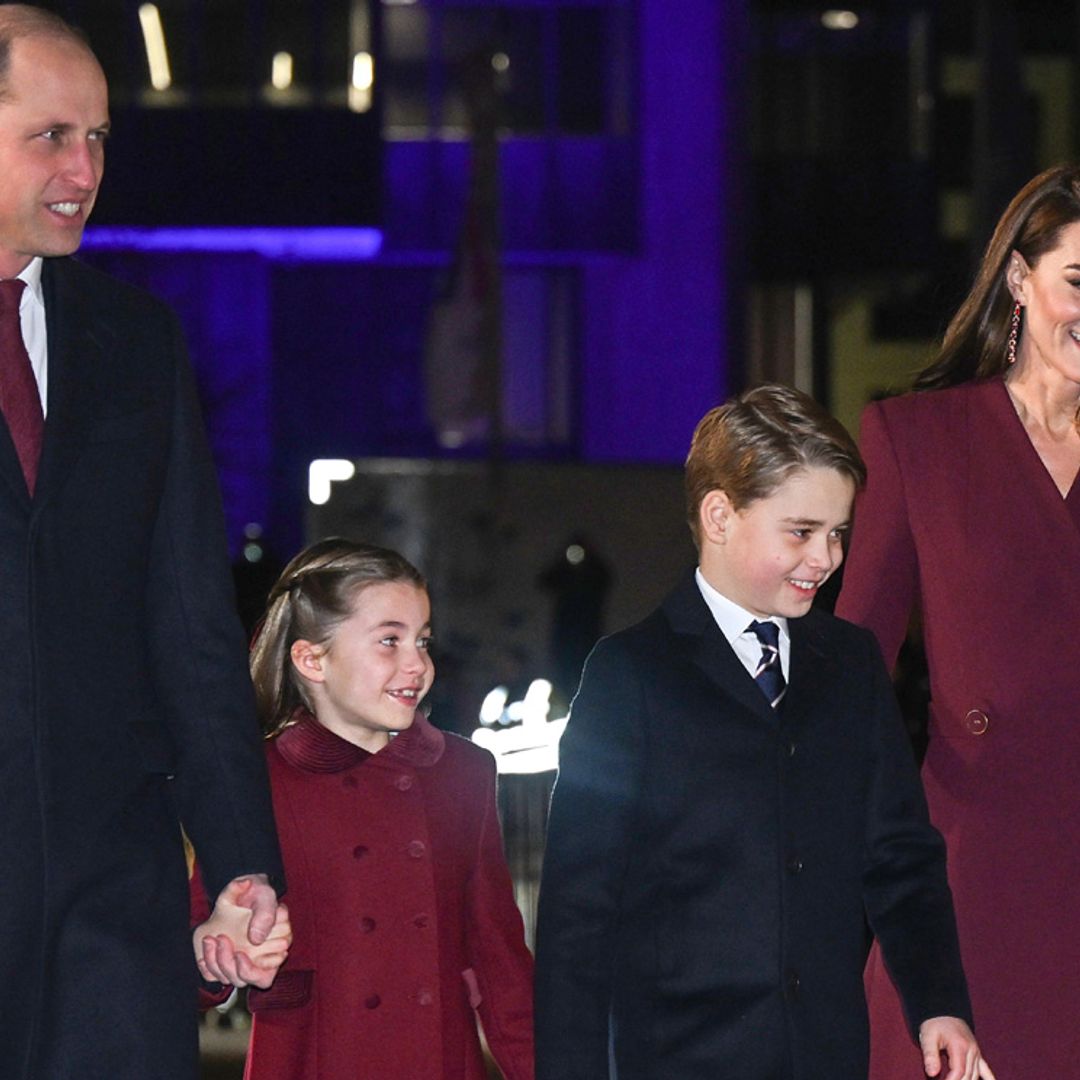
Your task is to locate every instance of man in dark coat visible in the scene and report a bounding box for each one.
[0,7,284,1078]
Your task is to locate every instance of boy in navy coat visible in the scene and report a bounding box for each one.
[534,385,994,1080]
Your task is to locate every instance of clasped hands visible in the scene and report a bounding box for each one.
[193,874,292,990]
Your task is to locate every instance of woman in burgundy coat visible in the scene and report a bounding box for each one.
[837,164,1080,1077]
[227,538,535,1080]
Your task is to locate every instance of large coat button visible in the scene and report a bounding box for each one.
[407,840,426,858]
[964,709,989,736]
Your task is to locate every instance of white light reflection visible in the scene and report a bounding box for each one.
[308,459,356,505]
[349,52,374,113]
[479,686,509,725]
[472,678,567,775]
[271,52,294,91]
[821,10,859,30]
[138,4,172,91]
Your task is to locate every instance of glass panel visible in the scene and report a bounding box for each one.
[383,6,432,130]
[557,7,607,134]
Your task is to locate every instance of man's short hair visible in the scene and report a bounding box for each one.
[684,383,866,549]
[0,5,93,102]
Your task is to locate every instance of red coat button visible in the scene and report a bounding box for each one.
[365,994,381,1009]
[352,844,369,860]
[417,989,434,1006]
[407,840,426,858]
[964,709,989,736]
[396,774,413,791]
[360,917,376,933]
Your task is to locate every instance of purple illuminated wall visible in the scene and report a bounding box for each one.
[82,247,274,556]
[80,0,742,555]
[581,0,741,462]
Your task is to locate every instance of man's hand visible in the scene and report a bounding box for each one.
[919,1016,996,1080]
[193,876,291,989]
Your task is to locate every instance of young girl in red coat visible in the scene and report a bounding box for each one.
[233,538,535,1080]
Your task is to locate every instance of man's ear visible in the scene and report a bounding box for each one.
[699,489,735,546]
[1006,249,1031,303]
[290,639,326,684]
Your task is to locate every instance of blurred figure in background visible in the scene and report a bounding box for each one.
[536,533,611,711]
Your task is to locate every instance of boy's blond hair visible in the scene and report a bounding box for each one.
[685,384,866,549]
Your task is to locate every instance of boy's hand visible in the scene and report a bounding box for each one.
[918,1016,996,1080]
[193,879,292,989]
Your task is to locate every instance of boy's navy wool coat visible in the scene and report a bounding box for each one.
[535,572,971,1080]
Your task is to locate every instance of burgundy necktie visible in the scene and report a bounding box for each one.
[0,279,44,494]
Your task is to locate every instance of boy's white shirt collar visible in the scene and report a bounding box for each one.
[694,567,790,679]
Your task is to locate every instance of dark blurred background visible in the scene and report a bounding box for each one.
[38,0,1080,1072]
[61,0,1073,559]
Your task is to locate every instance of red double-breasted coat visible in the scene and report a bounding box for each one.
[837,379,1080,1077]
[242,712,534,1080]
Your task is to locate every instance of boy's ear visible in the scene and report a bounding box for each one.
[290,639,326,684]
[699,489,735,545]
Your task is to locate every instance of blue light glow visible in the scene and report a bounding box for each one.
[82,226,384,261]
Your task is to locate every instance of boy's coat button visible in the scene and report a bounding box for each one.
[963,709,989,736]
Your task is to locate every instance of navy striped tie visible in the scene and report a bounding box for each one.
[749,620,785,708]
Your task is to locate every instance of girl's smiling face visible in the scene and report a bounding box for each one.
[292,580,433,752]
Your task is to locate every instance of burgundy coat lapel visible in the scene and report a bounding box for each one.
[973,378,1080,570]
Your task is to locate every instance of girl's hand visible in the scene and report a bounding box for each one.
[193,880,292,989]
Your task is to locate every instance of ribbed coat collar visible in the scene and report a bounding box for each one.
[274,709,446,773]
